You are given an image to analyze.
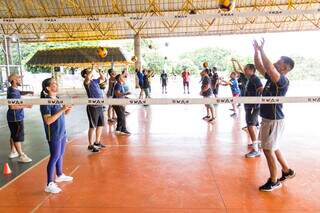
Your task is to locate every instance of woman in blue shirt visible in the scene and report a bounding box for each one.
[40,78,73,194]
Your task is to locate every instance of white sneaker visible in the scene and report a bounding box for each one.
[18,154,32,163]
[45,182,62,194]
[56,174,73,183]
[8,151,19,159]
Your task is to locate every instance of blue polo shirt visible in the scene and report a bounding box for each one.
[260,74,289,120]
[137,71,144,86]
[40,99,66,142]
[84,79,103,98]
[230,79,241,95]
[244,75,263,110]
[113,82,125,99]
[7,86,24,122]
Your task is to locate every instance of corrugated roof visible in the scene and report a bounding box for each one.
[0,0,319,42]
[26,46,131,67]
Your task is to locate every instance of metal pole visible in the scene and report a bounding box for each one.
[3,35,10,82]
[17,37,23,88]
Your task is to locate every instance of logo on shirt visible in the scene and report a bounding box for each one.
[261,98,280,103]
[88,99,105,105]
[307,97,320,103]
[48,99,64,104]
[172,99,189,104]
[7,100,24,105]
[216,98,233,104]
[129,100,146,105]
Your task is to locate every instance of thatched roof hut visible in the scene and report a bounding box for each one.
[27,46,132,67]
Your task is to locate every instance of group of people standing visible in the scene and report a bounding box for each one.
[6,74,74,193]
[5,39,296,193]
[199,39,296,192]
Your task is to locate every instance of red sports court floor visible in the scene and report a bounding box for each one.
[0,102,319,213]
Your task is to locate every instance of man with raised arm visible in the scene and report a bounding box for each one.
[253,39,296,192]
[81,68,106,153]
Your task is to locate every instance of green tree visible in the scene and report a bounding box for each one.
[180,47,233,71]
[172,58,199,75]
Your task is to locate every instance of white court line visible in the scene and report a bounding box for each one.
[31,165,80,213]
[0,138,76,191]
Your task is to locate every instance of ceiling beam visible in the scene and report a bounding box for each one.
[0,7,318,24]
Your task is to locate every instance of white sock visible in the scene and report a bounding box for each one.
[253,141,259,152]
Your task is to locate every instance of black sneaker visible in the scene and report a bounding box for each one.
[230,113,237,117]
[88,145,100,152]
[279,169,296,182]
[259,178,282,192]
[202,116,210,120]
[120,130,131,135]
[94,142,106,149]
[208,117,215,122]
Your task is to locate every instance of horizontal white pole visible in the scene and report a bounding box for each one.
[1,96,320,106]
[0,8,319,24]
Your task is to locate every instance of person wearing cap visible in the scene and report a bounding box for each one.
[40,77,73,194]
[113,74,131,135]
[81,68,106,153]
[6,73,33,163]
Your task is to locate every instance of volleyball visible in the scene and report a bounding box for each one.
[219,0,236,12]
[131,56,137,62]
[203,61,209,68]
[97,47,108,58]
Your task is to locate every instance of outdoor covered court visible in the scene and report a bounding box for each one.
[1,0,320,212]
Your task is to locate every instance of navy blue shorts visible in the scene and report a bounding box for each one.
[245,108,260,127]
[8,121,24,142]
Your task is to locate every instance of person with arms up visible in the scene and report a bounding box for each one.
[220,72,241,117]
[233,59,248,105]
[7,73,33,163]
[142,69,151,98]
[135,69,144,99]
[253,39,295,192]
[81,68,106,153]
[106,68,117,123]
[211,67,220,97]
[40,78,73,194]
[231,59,264,158]
[113,74,131,135]
[200,70,215,122]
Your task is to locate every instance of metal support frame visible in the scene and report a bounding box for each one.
[0,34,23,89]
[1,8,319,24]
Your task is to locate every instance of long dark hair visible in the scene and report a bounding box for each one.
[40,78,54,98]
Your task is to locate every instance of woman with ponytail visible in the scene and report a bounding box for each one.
[40,78,73,194]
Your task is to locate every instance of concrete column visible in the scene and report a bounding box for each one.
[134,34,142,71]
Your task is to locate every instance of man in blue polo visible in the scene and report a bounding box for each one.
[135,68,144,99]
[113,74,131,135]
[81,68,106,153]
[7,73,33,163]
[253,39,296,192]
